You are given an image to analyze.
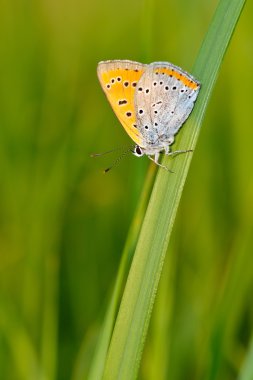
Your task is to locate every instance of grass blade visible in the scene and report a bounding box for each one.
[74,166,156,380]
[238,336,253,380]
[102,0,246,379]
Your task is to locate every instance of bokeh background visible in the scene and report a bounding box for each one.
[0,0,253,379]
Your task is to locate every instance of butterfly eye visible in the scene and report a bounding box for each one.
[133,145,144,157]
[168,136,174,145]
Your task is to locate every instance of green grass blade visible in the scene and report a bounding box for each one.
[238,336,253,380]
[102,0,246,379]
[75,166,156,380]
[141,246,176,380]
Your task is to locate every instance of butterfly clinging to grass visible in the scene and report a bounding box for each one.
[96,60,200,171]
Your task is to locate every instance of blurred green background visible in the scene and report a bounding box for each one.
[0,0,253,379]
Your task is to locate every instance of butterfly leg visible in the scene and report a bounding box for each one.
[148,154,173,172]
[167,149,193,157]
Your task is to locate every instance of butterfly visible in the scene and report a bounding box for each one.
[97,60,200,170]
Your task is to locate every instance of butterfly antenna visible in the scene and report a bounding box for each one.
[103,147,133,173]
[90,146,130,157]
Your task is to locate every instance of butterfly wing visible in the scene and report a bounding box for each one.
[135,62,200,144]
[97,60,147,145]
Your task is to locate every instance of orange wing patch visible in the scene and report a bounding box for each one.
[97,61,146,145]
[155,67,199,90]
